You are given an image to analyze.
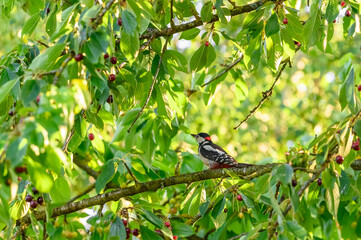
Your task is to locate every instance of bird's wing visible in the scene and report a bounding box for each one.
[200,143,237,165]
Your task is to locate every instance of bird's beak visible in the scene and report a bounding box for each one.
[191,134,197,138]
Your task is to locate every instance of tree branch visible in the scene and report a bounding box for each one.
[16,164,276,227]
[233,61,288,130]
[139,0,269,40]
[52,52,74,85]
[202,54,244,88]
[127,36,170,133]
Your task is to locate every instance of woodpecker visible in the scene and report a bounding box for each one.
[191,133,252,169]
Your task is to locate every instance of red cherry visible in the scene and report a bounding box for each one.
[74,53,83,62]
[30,200,38,208]
[108,74,116,82]
[212,6,216,10]
[15,166,26,173]
[357,85,361,91]
[125,227,131,234]
[335,155,344,165]
[164,221,171,228]
[25,195,33,202]
[283,18,288,24]
[37,196,44,205]
[88,133,95,141]
[18,176,22,181]
[173,236,178,240]
[126,233,130,239]
[224,208,228,213]
[104,53,109,59]
[8,111,14,116]
[292,179,297,187]
[132,229,139,236]
[32,187,39,194]
[36,95,40,103]
[317,178,322,186]
[345,10,351,17]
[122,219,128,226]
[46,8,50,14]
[106,95,113,103]
[110,57,117,64]
[236,194,243,201]
[333,19,336,23]
[352,139,360,151]
[340,1,346,7]
[117,18,122,26]
[205,41,210,47]
[155,229,162,234]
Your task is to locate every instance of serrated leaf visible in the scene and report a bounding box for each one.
[303,1,322,48]
[171,219,194,237]
[29,43,66,72]
[325,181,339,218]
[95,160,116,193]
[21,80,40,105]
[179,28,200,40]
[84,30,109,64]
[120,30,139,61]
[141,209,163,227]
[46,5,58,37]
[22,12,40,37]
[0,79,18,105]
[211,196,225,219]
[201,2,213,22]
[273,164,293,185]
[265,14,280,36]
[325,0,339,23]
[122,10,137,35]
[50,177,71,203]
[285,221,307,238]
[109,217,126,240]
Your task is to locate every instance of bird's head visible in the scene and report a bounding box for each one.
[191,133,212,144]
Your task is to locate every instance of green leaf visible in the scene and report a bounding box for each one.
[21,80,40,105]
[339,66,355,113]
[46,5,57,37]
[211,196,225,219]
[140,226,163,240]
[199,201,209,217]
[84,31,109,64]
[303,1,322,48]
[325,0,339,23]
[27,158,53,193]
[216,6,230,24]
[201,2,213,22]
[179,28,200,40]
[50,177,71,204]
[235,78,248,102]
[109,217,126,240]
[141,209,163,227]
[285,221,307,238]
[190,45,211,72]
[122,10,137,35]
[22,12,40,37]
[29,43,66,72]
[0,79,18,105]
[95,160,116,193]
[120,30,139,61]
[273,164,293,185]
[10,200,28,220]
[170,219,194,237]
[354,120,361,138]
[325,181,340,218]
[265,14,280,37]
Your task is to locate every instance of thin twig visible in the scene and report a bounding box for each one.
[62,109,85,152]
[202,54,244,88]
[37,40,50,48]
[42,220,47,240]
[233,61,288,130]
[67,183,96,203]
[53,52,74,85]
[127,36,170,133]
[124,163,138,182]
[170,0,175,28]
[91,0,116,27]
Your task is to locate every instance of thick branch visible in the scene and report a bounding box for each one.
[17,164,276,226]
[139,0,268,40]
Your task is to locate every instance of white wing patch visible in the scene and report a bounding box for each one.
[203,145,225,155]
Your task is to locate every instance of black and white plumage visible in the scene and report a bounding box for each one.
[191,133,251,169]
